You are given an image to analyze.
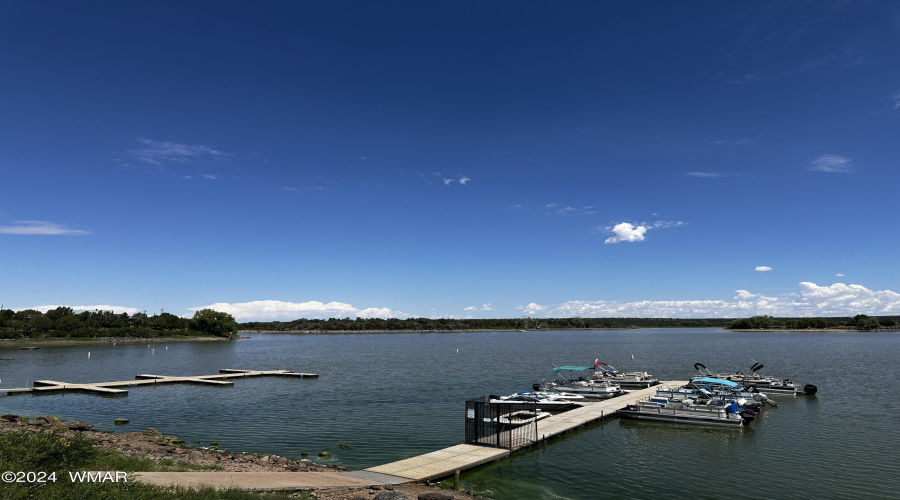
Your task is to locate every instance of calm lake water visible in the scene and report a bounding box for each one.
[1,329,899,499]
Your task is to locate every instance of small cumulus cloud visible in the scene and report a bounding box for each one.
[604,222,647,244]
[602,220,684,244]
[809,154,853,173]
[458,176,471,185]
[835,273,845,277]
[0,221,90,235]
[464,303,493,312]
[187,300,409,322]
[755,266,773,272]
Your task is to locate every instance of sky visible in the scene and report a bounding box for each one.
[1,1,899,321]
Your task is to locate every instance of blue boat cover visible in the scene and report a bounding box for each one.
[553,366,591,372]
[693,377,739,387]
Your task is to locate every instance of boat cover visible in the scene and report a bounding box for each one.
[553,366,591,372]
[693,377,739,387]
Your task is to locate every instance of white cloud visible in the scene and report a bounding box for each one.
[686,172,723,178]
[602,220,684,244]
[835,273,845,277]
[0,221,90,235]
[202,174,217,180]
[517,282,900,318]
[130,137,231,166]
[464,303,493,312]
[25,304,141,315]
[187,300,410,322]
[442,178,454,185]
[544,203,559,208]
[604,222,647,244]
[755,266,773,272]
[809,154,853,173]
[892,90,900,109]
[458,176,471,185]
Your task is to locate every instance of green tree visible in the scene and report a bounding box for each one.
[189,309,238,337]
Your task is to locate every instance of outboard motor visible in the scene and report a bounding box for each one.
[533,383,541,391]
[803,384,818,395]
[753,391,778,407]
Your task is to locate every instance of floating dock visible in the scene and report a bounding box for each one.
[363,381,687,483]
[0,369,318,397]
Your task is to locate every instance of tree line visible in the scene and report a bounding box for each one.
[241,316,736,332]
[727,314,898,331]
[0,307,238,339]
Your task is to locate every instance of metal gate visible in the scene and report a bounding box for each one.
[464,396,539,450]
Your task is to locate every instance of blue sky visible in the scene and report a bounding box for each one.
[2,1,898,321]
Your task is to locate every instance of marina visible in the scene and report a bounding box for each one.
[1,329,893,500]
[365,382,685,482]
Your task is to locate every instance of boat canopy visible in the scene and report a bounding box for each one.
[693,377,739,387]
[553,365,591,372]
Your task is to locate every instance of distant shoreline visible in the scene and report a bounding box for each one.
[0,336,229,348]
[2,327,893,348]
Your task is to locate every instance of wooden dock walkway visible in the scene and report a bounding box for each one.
[363,381,686,482]
[0,369,318,397]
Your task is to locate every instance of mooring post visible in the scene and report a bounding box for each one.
[454,469,460,489]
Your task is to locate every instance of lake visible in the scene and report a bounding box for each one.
[1,329,898,499]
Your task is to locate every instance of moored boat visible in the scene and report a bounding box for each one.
[496,409,552,426]
[537,365,626,399]
[489,391,581,410]
[591,361,659,388]
[693,362,817,396]
[617,396,757,427]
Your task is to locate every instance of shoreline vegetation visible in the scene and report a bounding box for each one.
[2,307,898,344]
[0,415,479,500]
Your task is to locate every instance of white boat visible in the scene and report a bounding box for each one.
[617,396,757,427]
[537,366,626,399]
[496,409,552,426]
[591,361,659,388]
[489,391,580,410]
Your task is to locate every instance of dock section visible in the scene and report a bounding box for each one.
[0,369,318,397]
[363,381,686,482]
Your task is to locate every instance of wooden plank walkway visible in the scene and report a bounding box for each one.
[0,369,318,397]
[364,444,510,482]
[363,381,686,482]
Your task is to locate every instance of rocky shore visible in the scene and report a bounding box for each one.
[0,414,482,500]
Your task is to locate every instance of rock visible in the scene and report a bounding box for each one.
[189,450,203,460]
[162,436,185,446]
[318,451,331,458]
[374,492,409,500]
[276,456,288,465]
[114,418,130,426]
[418,493,453,500]
[67,421,94,431]
[143,428,163,438]
[1,414,21,422]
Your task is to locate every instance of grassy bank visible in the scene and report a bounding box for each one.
[0,428,302,500]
